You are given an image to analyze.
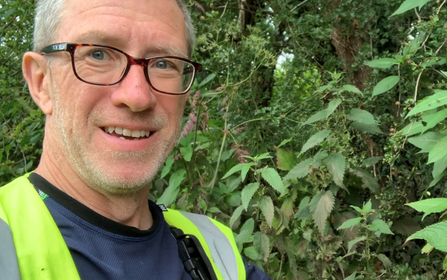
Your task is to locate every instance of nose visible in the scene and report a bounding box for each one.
[110,64,157,112]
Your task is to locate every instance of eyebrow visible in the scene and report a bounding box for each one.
[73,31,188,58]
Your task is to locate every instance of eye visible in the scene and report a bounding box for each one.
[155,60,168,69]
[90,49,109,60]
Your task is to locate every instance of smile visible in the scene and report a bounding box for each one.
[103,126,151,141]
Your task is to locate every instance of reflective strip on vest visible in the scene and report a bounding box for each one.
[163,210,246,280]
[0,218,21,280]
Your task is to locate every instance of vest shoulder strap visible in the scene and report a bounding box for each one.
[163,208,246,280]
[0,174,81,280]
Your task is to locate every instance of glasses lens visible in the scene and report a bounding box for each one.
[73,46,127,85]
[148,58,195,94]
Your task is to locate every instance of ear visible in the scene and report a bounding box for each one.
[22,52,53,115]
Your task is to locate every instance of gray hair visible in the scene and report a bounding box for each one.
[33,0,195,57]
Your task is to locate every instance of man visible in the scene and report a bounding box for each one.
[0,0,272,279]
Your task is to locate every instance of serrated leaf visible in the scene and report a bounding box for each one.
[408,132,442,153]
[230,205,244,228]
[284,159,313,180]
[337,217,362,230]
[372,76,400,96]
[324,153,346,188]
[401,109,447,136]
[363,200,372,214]
[275,147,295,171]
[277,138,292,148]
[369,219,393,235]
[364,58,399,69]
[348,236,367,252]
[313,190,335,235]
[428,135,447,163]
[262,168,285,194]
[352,168,379,193]
[260,196,275,227]
[326,98,343,116]
[406,221,447,252]
[341,85,362,95]
[347,108,376,125]
[222,163,254,179]
[377,254,392,269]
[236,218,255,247]
[315,84,333,93]
[352,122,382,134]
[296,196,311,221]
[241,182,260,210]
[406,198,447,220]
[362,156,382,167]
[406,90,447,118]
[254,232,270,262]
[391,0,432,16]
[156,169,186,206]
[301,130,331,154]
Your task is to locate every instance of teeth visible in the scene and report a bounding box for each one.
[104,126,150,139]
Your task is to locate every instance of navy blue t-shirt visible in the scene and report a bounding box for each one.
[29,173,271,280]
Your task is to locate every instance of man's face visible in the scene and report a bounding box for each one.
[45,0,189,195]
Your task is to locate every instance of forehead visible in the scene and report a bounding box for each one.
[56,0,187,56]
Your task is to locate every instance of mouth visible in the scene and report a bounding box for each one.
[102,126,152,141]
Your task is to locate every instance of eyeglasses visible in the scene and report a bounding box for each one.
[40,43,203,95]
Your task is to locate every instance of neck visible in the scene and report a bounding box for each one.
[35,148,153,231]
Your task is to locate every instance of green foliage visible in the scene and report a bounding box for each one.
[3,0,447,278]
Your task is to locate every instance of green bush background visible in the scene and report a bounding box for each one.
[2,0,447,279]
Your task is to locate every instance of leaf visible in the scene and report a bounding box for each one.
[348,236,367,252]
[303,110,329,125]
[344,272,356,280]
[352,122,382,134]
[312,190,335,235]
[160,154,174,179]
[262,168,285,194]
[284,159,313,180]
[391,0,432,16]
[341,85,362,95]
[408,132,442,153]
[156,169,186,206]
[347,108,376,125]
[301,130,331,154]
[428,135,447,163]
[406,90,447,118]
[275,147,295,171]
[406,221,447,253]
[422,243,434,254]
[364,58,399,69]
[324,153,346,188]
[180,145,193,162]
[296,196,311,221]
[406,198,447,220]
[241,182,260,210]
[198,73,216,87]
[259,196,275,227]
[337,217,362,230]
[244,246,260,260]
[230,205,244,228]
[377,254,392,270]
[401,109,447,136]
[315,84,333,93]
[236,218,255,246]
[369,219,393,235]
[277,138,292,148]
[433,156,447,179]
[222,163,254,179]
[372,76,400,96]
[253,232,270,262]
[352,168,379,193]
[362,156,382,167]
[325,98,343,116]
